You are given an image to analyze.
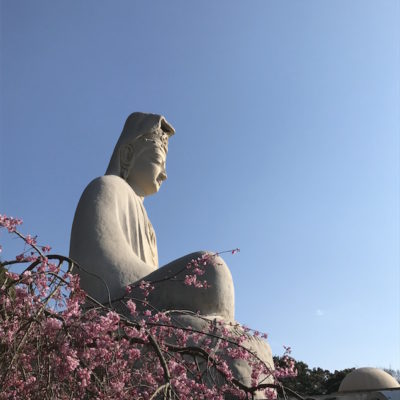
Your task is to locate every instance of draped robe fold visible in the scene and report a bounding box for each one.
[69,175,158,303]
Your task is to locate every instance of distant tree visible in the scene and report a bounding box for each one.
[325,368,356,393]
[274,356,355,395]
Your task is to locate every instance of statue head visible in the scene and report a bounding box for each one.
[106,112,175,197]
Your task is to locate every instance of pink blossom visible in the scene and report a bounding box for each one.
[125,284,132,294]
[15,253,25,261]
[44,317,62,332]
[5,270,19,280]
[0,214,23,232]
[21,271,33,284]
[25,235,37,246]
[0,218,288,399]
[126,299,137,316]
[184,274,197,286]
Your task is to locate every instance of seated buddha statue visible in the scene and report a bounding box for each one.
[70,112,274,396]
[69,112,235,320]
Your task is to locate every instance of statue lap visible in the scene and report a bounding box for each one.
[129,251,235,321]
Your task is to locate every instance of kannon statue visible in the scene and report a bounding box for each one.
[70,112,234,320]
[70,112,273,395]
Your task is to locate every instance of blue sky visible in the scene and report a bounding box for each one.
[1,1,399,372]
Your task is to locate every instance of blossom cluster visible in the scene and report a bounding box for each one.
[0,214,23,233]
[0,214,296,399]
[184,254,211,288]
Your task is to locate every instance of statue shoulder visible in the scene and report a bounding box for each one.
[76,175,140,211]
[83,175,132,197]
[87,174,128,189]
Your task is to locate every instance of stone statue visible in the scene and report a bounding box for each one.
[70,112,234,319]
[69,112,273,396]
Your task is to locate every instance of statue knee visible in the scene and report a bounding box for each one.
[142,251,235,320]
[191,251,235,320]
[186,251,232,281]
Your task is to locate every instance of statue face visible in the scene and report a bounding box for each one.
[125,142,167,197]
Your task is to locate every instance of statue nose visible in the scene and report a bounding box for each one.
[159,171,167,182]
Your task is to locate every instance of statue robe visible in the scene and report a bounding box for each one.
[70,175,158,303]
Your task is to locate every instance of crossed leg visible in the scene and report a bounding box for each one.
[128,251,235,321]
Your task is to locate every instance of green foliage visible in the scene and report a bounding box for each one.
[274,356,355,395]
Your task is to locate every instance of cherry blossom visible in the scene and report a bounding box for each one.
[0,215,297,399]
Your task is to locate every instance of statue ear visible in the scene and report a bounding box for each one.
[119,144,134,179]
[120,144,134,164]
